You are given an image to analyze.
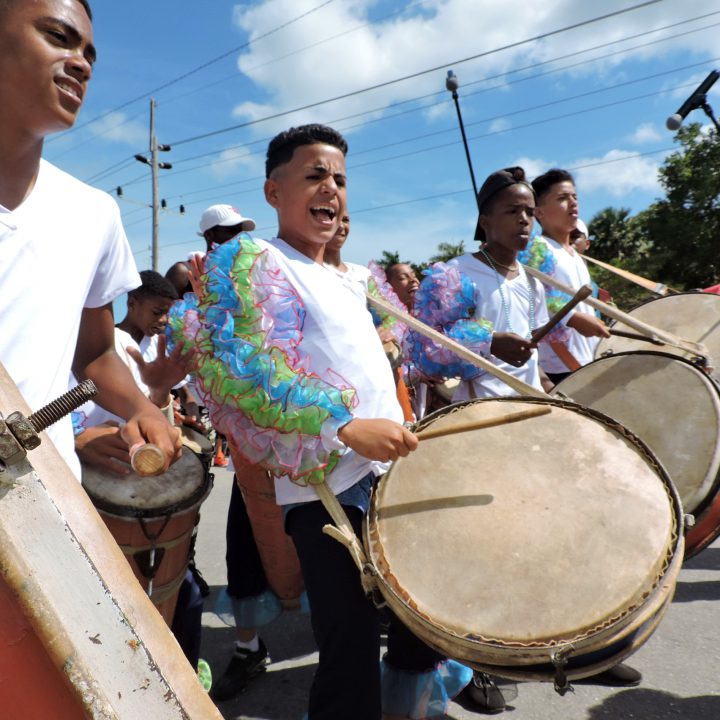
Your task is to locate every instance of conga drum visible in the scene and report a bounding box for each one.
[364,398,682,687]
[595,291,720,373]
[181,424,214,469]
[551,351,720,559]
[82,451,212,625]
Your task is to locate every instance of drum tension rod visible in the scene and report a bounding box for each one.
[0,380,97,469]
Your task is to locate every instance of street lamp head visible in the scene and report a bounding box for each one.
[134,153,150,165]
[446,69,459,93]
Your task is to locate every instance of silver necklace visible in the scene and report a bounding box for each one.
[477,247,536,339]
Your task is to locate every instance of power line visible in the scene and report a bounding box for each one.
[168,1,662,147]
[47,0,337,142]
[129,144,677,258]
[114,65,712,201]
[89,10,716,189]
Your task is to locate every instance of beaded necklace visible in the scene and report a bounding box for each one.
[477,246,536,340]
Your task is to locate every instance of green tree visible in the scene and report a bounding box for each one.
[641,123,720,288]
[377,250,402,270]
[586,123,720,308]
[428,240,466,264]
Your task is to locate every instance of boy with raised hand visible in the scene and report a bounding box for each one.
[530,169,610,384]
[0,0,180,478]
[172,124,432,719]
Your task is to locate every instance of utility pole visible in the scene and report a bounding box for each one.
[134,99,171,271]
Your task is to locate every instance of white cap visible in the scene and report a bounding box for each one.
[575,218,589,237]
[197,204,256,236]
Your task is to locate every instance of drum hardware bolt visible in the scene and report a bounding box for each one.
[1,380,98,466]
[550,647,575,696]
[684,513,696,530]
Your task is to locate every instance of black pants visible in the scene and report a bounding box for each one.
[286,499,444,720]
[226,478,268,599]
[171,569,204,668]
[546,370,572,385]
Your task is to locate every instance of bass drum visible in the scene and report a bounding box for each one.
[595,291,720,374]
[551,351,720,559]
[365,398,682,686]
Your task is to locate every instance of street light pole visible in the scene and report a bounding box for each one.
[446,70,480,211]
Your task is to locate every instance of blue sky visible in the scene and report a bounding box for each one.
[46,0,720,273]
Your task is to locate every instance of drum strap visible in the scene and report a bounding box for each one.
[313,481,377,594]
[550,341,581,372]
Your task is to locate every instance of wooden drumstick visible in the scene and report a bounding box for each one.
[415,405,552,441]
[129,442,165,476]
[581,254,678,296]
[522,263,709,359]
[609,328,665,345]
[365,293,547,398]
[530,285,593,344]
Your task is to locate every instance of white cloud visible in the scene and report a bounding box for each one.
[489,117,511,133]
[89,112,146,146]
[229,0,718,135]
[573,149,662,197]
[513,156,556,181]
[210,145,265,179]
[629,122,661,144]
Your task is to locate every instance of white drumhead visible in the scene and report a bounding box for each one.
[82,450,206,515]
[596,292,720,372]
[368,399,676,647]
[553,352,720,514]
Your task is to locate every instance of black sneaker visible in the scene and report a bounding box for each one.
[463,672,506,714]
[210,639,270,702]
[591,662,642,687]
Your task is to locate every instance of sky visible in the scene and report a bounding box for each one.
[46,0,720,273]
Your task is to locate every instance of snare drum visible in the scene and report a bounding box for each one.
[364,398,682,685]
[595,291,720,372]
[82,451,212,625]
[551,352,720,558]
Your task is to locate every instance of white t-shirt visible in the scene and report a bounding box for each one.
[325,261,371,303]
[74,329,154,429]
[0,159,139,477]
[536,235,599,373]
[261,238,402,505]
[448,253,549,400]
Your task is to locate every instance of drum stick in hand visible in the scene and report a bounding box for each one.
[531,285,593,344]
[416,405,552,441]
[130,442,165,476]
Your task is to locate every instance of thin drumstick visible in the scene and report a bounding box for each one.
[582,254,678,296]
[522,263,708,358]
[416,406,552,441]
[609,328,665,345]
[531,285,593,344]
[365,293,546,398]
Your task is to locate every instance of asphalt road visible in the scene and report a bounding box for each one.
[196,467,720,720]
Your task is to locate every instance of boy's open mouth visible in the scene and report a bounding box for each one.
[310,205,336,222]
